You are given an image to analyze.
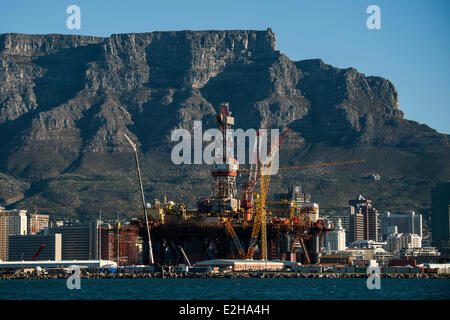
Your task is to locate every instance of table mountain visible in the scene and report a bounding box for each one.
[0,29,448,220]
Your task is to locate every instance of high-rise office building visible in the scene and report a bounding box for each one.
[431,182,450,256]
[380,211,423,240]
[53,221,100,260]
[0,208,28,261]
[349,205,364,243]
[287,186,311,204]
[27,213,50,235]
[349,195,379,242]
[330,208,352,232]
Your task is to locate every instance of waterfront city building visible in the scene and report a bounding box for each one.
[431,182,450,256]
[400,247,441,262]
[386,233,422,255]
[0,208,28,261]
[27,213,50,235]
[52,221,100,260]
[8,234,62,261]
[348,240,386,249]
[326,218,346,252]
[329,208,352,236]
[349,195,379,242]
[349,205,364,243]
[380,211,423,240]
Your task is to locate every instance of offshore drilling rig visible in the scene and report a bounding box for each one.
[130,103,363,266]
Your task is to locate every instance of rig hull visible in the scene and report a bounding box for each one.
[137,221,330,265]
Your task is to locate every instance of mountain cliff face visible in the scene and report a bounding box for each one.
[0,30,448,220]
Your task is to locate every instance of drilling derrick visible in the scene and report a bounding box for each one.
[209,103,240,213]
[240,132,259,221]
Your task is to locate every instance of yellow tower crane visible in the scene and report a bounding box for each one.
[245,137,365,260]
[246,129,290,260]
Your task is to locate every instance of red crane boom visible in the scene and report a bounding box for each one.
[31,244,46,261]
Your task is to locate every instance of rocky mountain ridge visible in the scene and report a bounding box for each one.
[0,30,448,219]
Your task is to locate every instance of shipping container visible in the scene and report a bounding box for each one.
[345,267,356,273]
[410,267,423,274]
[396,267,412,274]
[424,268,438,274]
[334,267,346,273]
[100,267,117,274]
[389,259,417,267]
[383,267,396,273]
[310,266,322,273]
[187,266,211,273]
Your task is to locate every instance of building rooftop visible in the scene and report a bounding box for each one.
[195,259,299,266]
[321,254,349,258]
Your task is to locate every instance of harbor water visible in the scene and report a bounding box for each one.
[0,278,448,300]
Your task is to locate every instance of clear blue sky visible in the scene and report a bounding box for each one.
[1,0,449,134]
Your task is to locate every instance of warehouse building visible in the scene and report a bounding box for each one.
[0,259,117,270]
[195,259,299,271]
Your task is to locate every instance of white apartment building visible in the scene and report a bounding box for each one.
[387,233,422,255]
[326,218,346,252]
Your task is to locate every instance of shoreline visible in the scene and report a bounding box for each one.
[1,272,449,280]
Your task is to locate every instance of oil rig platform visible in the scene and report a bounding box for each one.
[124,103,363,266]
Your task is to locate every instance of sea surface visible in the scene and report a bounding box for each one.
[0,278,449,300]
